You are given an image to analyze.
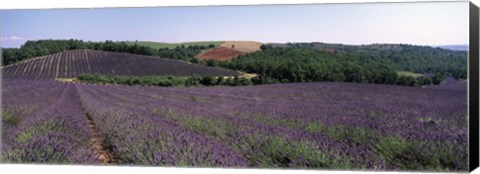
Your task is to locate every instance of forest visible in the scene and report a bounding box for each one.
[281,42,468,79]
[200,46,448,86]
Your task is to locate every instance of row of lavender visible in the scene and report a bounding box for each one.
[1,79,98,163]
[75,81,468,171]
[1,79,468,171]
[2,49,239,80]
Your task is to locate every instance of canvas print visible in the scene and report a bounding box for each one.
[0,1,471,172]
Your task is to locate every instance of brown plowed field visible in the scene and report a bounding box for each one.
[196,47,245,61]
[196,41,263,61]
[220,41,263,53]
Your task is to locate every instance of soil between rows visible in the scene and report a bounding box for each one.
[85,112,117,164]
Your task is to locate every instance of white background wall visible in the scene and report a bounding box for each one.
[0,0,478,174]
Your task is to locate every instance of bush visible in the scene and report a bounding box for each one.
[200,76,217,86]
[185,76,201,87]
[396,76,416,86]
[77,74,255,88]
[431,73,445,85]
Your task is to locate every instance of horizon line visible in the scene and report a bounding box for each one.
[0,39,469,49]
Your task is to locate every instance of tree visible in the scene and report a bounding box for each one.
[200,76,217,86]
[416,76,432,86]
[431,73,445,85]
[238,77,252,85]
[396,76,416,86]
[185,76,201,87]
[216,76,225,85]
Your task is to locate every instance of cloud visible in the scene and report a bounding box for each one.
[0,35,25,41]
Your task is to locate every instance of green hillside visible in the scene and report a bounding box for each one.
[270,42,468,79]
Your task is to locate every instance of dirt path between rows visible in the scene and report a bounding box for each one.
[74,85,117,164]
[85,112,117,164]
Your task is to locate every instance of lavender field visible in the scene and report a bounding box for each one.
[1,78,468,171]
[2,50,239,80]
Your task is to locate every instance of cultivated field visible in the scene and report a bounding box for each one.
[2,49,239,80]
[1,78,468,171]
[220,41,263,53]
[196,41,263,61]
[196,47,245,61]
[0,41,469,172]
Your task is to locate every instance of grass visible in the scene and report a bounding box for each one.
[372,136,465,171]
[3,144,71,163]
[123,41,224,49]
[153,107,238,140]
[236,112,305,129]
[152,108,466,170]
[154,108,355,168]
[397,71,424,78]
[17,121,59,143]
[306,122,325,133]
[236,112,329,134]
[327,125,348,141]
[2,110,20,126]
[240,133,355,168]
[326,125,380,145]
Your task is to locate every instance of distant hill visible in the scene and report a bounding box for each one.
[220,41,263,53]
[2,49,240,80]
[267,42,467,79]
[196,47,245,61]
[270,42,425,52]
[1,40,225,66]
[270,42,469,53]
[435,45,469,51]
[196,41,263,61]
[1,40,468,82]
[123,41,224,50]
[123,40,264,61]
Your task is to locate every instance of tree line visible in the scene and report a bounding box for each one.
[2,39,208,65]
[77,74,252,87]
[197,46,447,87]
[283,42,468,79]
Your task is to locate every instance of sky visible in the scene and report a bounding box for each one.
[0,1,469,48]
